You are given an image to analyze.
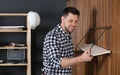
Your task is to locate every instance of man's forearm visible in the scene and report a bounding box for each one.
[61,56,83,68]
[61,50,93,68]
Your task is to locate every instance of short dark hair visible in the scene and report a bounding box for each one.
[62,7,80,17]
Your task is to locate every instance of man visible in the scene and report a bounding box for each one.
[42,7,93,75]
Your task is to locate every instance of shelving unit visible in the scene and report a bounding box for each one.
[0,13,31,75]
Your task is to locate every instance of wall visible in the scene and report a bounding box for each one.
[0,0,66,75]
[67,0,120,75]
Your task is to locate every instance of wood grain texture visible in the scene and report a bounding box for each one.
[66,0,119,75]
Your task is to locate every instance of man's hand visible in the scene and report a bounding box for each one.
[78,50,93,62]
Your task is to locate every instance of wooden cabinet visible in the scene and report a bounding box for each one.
[0,13,31,75]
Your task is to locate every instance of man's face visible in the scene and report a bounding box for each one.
[62,13,79,33]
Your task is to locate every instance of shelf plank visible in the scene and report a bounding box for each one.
[0,13,27,16]
[0,46,27,49]
[0,63,27,66]
[0,30,27,32]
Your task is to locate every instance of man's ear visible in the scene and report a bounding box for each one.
[61,16,65,22]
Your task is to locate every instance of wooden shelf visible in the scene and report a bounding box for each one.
[0,63,27,66]
[0,29,27,32]
[0,13,27,16]
[0,46,27,49]
[0,13,31,75]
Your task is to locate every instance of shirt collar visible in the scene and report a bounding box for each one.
[57,24,71,37]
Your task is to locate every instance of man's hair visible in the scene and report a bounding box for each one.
[62,7,80,17]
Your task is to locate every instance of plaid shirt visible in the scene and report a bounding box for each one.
[42,24,74,75]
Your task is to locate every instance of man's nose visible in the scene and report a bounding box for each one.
[72,22,77,27]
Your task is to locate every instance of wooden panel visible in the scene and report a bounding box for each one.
[67,0,113,75]
[111,0,120,75]
[67,0,94,75]
[74,0,92,75]
[93,1,112,75]
[66,0,76,7]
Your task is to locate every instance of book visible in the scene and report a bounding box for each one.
[80,44,111,56]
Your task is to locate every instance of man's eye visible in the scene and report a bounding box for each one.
[69,20,73,22]
[75,21,78,23]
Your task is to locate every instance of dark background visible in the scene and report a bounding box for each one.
[0,0,66,75]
